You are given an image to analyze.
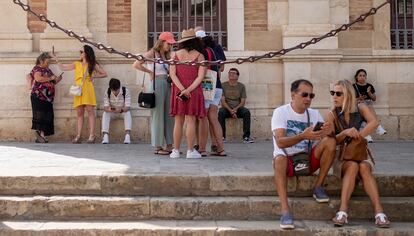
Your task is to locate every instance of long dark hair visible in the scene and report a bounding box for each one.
[83,45,97,76]
[354,69,367,82]
[178,38,203,52]
[202,36,216,49]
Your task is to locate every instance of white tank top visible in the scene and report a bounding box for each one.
[145,62,168,75]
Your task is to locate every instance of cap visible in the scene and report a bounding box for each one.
[158,32,176,44]
[195,30,207,38]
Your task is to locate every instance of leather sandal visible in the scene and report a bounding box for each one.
[375,213,390,228]
[86,135,96,144]
[211,149,227,157]
[72,135,81,144]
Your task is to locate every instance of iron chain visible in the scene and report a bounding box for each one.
[13,0,390,66]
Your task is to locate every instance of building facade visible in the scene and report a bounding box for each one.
[0,0,413,142]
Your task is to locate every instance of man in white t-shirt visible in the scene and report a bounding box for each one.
[101,78,132,144]
[271,79,336,229]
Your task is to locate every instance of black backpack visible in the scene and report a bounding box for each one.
[107,86,126,100]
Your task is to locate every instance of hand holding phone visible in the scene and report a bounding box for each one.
[313,122,324,131]
[177,92,189,101]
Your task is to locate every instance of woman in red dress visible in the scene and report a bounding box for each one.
[169,29,206,159]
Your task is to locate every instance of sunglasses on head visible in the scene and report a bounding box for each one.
[330,91,343,97]
[298,92,315,99]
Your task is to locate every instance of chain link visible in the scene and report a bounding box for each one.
[13,0,390,66]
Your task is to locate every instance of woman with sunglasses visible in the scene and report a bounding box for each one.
[54,45,107,143]
[326,80,390,228]
[353,69,387,142]
[133,32,176,155]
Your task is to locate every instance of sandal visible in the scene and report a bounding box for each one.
[375,213,390,228]
[211,149,227,157]
[86,135,96,144]
[199,151,208,157]
[34,131,46,143]
[157,149,172,155]
[332,211,348,227]
[72,135,81,144]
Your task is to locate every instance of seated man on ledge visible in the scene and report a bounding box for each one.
[271,79,335,229]
[102,78,132,144]
[218,68,254,143]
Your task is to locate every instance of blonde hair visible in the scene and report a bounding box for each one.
[334,80,357,113]
[152,39,171,59]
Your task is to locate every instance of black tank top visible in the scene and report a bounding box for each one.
[334,107,363,134]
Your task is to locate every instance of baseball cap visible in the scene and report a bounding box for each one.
[159,32,176,44]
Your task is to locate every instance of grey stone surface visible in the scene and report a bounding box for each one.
[0,142,413,196]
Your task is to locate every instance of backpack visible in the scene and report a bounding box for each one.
[107,86,126,101]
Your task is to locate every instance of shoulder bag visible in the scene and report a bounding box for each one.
[69,66,88,97]
[201,48,217,101]
[332,109,372,162]
[138,57,156,108]
[283,109,312,176]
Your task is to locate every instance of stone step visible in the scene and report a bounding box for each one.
[0,174,413,197]
[0,196,412,221]
[0,220,412,236]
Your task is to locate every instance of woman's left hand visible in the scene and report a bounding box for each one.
[180,89,191,98]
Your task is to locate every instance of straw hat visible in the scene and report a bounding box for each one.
[177,28,196,43]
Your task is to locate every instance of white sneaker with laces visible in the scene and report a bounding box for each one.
[376,125,387,136]
[365,135,373,143]
[102,133,109,144]
[186,149,202,159]
[170,149,180,159]
[123,134,131,144]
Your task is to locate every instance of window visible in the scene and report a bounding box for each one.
[391,0,414,49]
[148,0,227,49]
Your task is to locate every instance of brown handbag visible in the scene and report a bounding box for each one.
[332,110,371,162]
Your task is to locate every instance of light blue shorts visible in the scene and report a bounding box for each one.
[204,88,223,109]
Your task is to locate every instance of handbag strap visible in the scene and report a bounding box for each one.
[282,109,311,157]
[140,51,157,92]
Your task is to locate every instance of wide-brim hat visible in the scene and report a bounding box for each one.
[177,28,196,43]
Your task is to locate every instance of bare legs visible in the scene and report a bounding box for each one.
[73,105,95,143]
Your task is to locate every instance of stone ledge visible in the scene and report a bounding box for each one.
[0,196,412,221]
[0,220,412,236]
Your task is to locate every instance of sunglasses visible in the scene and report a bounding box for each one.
[79,50,84,54]
[330,91,343,97]
[298,92,315,99]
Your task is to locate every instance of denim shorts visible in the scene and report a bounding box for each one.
[204,88,223,109]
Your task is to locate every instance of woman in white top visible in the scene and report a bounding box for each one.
[133,32,176,155]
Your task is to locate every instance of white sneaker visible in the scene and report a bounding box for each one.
[365,135,373,143]
[170,149,180,159]
[186,149,202,159]
[376,125,387,136]
[102,133,109,144]
[123,134,131,144]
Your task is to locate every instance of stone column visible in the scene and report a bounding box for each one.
[282,0,338,49]
[40,0,92,52]
[131,0,148,52]
[0,1,33,52]
[227,0,244,51]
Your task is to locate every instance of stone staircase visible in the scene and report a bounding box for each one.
[0,174,413,235]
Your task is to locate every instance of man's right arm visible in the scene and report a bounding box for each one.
[103,92,112,113]
[274,128,305,149]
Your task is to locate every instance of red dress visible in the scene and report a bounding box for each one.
[169,56,206,118]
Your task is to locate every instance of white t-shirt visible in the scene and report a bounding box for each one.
[271,103,324,157]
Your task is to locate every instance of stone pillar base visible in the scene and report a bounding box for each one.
[40,31,93,52]
[282,24,338,49]
[0,33,33,52]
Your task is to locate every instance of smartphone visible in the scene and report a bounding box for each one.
[177,92,189,101]
[313,122,324,131]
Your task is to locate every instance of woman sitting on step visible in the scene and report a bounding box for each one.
[326,80,390,228]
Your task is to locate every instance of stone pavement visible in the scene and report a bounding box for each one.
[0,141,413,235]
[0,141,413,177]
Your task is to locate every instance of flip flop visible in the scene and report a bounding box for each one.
[211,150,227,157]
